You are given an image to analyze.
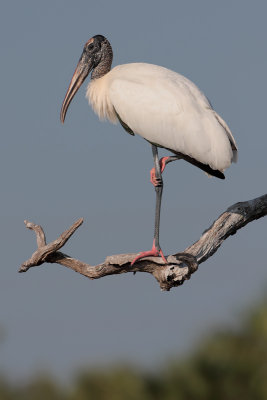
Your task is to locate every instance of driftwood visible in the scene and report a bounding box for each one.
[19,194,267,291]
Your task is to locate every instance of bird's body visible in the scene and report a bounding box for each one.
[61,35,237,264]
[87,62,237,174]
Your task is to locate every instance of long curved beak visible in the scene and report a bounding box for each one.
[60,54,93,124]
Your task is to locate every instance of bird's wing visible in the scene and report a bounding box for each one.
[109,64,235,171]
[212,110,238,162]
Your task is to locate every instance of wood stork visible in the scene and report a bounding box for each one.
[60,34,237,265]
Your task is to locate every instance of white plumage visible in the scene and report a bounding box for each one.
[87,63,237,173]
[60,35,238,264]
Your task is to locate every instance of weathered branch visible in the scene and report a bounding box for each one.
[20,194,267,291]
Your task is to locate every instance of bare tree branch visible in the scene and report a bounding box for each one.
[19,194,267,291]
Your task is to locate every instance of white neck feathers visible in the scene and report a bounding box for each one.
[86,74,117,123]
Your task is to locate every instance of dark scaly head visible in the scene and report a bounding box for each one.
[60,35,113,123]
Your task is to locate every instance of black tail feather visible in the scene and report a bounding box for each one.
[173,151,225,180]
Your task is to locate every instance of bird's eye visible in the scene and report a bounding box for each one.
[87,43,94,51]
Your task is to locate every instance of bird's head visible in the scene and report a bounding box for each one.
[60,35,112,123]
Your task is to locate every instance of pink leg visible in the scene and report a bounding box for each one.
[130,146,179,266]
[131,239,167,266]
[131,152,171,266]
[150,156,170,186]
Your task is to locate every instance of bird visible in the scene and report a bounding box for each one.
[60,34,237,265]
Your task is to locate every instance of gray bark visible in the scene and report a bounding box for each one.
[19,193,267,291]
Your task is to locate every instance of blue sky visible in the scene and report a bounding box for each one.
[0,0,266,381]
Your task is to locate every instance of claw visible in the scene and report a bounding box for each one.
[131,240,167,266]
[150,156,170,186]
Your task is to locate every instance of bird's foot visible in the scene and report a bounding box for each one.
[131,240,167,266]
[150,156,170,186]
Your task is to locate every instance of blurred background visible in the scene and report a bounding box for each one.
[0,0,266,398]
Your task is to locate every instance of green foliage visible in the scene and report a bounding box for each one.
[1,301,267,400]
[69,366,152,400]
